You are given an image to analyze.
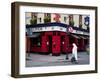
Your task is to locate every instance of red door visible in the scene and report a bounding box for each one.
[52,36,61,56]
[61,35,69,53]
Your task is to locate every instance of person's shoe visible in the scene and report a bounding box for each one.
[66,57,69,60]
[75,61,78,64]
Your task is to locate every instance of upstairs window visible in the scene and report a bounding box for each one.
[69,15,74,26]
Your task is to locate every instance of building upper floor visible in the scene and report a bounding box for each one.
[25,12,90,30]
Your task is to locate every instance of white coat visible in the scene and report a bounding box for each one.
[72,43,78,61]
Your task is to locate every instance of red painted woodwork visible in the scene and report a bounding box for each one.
[26,31,88,55]
[41,36,48,52]
[45,31,53,35]
[61,35,68,53]
[31,47,41,52]
[52,36,60,55]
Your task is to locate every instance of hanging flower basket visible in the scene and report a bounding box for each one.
[30,18,37,24]
[69,20,74,26]
[44,17,51,23]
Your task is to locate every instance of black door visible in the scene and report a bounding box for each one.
[61,36,65,53]
[48,36,52,53]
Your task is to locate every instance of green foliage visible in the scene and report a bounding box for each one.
[69,20,74,26]
[30,18,37,25]
[44,17,51,23]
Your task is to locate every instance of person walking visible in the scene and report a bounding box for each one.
[71,43,78,64]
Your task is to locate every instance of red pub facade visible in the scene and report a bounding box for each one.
[26,22,89,56]
[26,13,89,56]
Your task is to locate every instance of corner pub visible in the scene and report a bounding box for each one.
[26,13,89,56]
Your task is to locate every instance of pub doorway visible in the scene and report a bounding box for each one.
[48,36,52,53]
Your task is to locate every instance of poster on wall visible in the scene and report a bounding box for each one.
[11,2,98,78]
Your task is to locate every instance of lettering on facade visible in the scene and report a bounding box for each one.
[60,27,63,30]
[52,27,54,30]
[27,26,70,33]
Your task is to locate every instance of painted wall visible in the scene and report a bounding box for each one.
[73,15,79,27]
[37,13,44,24]
[60,14,69,24]
[25,12,31,25]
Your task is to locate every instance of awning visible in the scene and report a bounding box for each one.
[86,36,89,39]
[79,35,89,39]
[70,34,80,39]
[79,36,87,39]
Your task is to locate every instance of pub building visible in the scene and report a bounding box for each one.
[26,13,89,56]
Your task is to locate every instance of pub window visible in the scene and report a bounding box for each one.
[37,37,41,46]
[31,37,41,47]
[53,32,56,35]
[58,32,60,36]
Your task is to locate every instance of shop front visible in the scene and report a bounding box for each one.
[26,22,89,56]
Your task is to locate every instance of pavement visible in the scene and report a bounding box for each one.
[26,52,89,67]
